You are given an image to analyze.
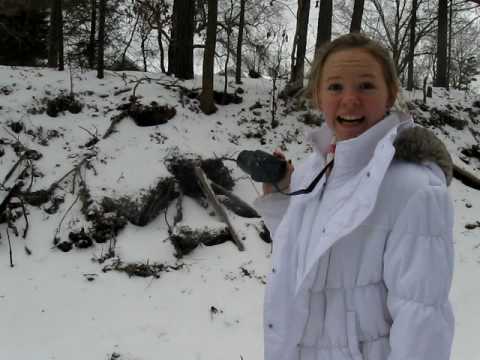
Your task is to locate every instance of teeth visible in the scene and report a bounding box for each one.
[338,116,364,122]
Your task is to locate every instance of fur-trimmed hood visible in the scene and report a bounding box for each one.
[394,127,453,185]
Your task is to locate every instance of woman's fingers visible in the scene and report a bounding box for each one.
[273,149,286,160]
[262,151,294,195]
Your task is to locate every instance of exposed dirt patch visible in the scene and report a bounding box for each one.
[213,91,243,105]
[45,93,83,117]
[101,177,178,227]
[102,258,185,278]
[298,111,323,127]
[165,153,234,198]
[127,101,176,126]
[170,225,232,258]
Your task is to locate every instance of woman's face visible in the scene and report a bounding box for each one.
[316,48,396,141]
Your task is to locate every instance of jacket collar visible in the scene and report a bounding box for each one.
[305,112,411,183]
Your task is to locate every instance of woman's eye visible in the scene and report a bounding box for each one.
[327,83,342,91]
[359,82,375,90]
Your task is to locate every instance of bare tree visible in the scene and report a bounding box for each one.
[407,0,417,90]
[235,0,246,84]
[57,0,63,70]
[135,0,170,73]
[168,0,194,79]
[200,0,217,114]
[316,0,332,50]
[97,0,106,79]
[222,0,235,97]
[366,0,436,77]
[48,0,59,68]
[88,0,96,68]
[284,0,310,96]
[435,0,448,87]
[350,0,365,33]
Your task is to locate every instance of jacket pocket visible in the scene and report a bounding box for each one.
[346,311,363,360]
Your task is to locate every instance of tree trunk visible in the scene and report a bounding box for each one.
[435,0,448,88]
[120,13,140,68]
[349,0,365,33]
[315,0,332,50]
[285,0,310,96]
[57,0,64,71]
[141,34,148,72]
[235,0,246,84]
[169,0,194,79]
[48,0,59,68]
[88,0,96,69]
[167,0,177,74]
[447,0,453,86]
[97,0,106,79]
[200,0,218,114]
[407,0,417,91]
[156,13,166,73]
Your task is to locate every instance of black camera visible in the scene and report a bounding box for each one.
[237,150,287,183]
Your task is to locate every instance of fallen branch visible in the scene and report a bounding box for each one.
[194,166,244,251]
[210,182,260,218]
[2,155,26,187]
[453,163,480,190]
[6,225,13,267]
[102,112,128,139]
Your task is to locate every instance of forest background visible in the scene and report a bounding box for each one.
[1,0,480,101]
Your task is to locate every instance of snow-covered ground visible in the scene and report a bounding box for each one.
[0,66,479,360]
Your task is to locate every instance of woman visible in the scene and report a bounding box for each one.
[254,33,455,360]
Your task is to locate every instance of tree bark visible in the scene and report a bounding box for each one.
[407,0,417,90]
[97,0,106,79]
[88,0,96,69]
[120,13,140,68]
[447,0,453,86]
[349,0,364,33]
[155,12,166,73]
[57,0,64,71]
[315,0,332,50]
[167,0,177,74]
[285,0,310,96]
[169,0,194,79]
[48,0,59,68]
[435,0,449,87]
[200,0,217,114]
[235,0,246,84]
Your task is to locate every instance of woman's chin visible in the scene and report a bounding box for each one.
[334,122,367,141]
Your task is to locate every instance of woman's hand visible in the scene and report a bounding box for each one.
[262,150,294,195]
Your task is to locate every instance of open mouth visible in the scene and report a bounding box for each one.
[337,116,365,124]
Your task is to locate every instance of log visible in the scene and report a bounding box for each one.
[194,166,244,251]
[210,182,260,218]
[453,163,480,190]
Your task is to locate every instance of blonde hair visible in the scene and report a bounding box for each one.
[306,33,400,108]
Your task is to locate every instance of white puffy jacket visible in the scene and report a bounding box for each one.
[254,112,455,360]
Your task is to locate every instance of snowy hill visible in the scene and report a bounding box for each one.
[0,65,479,360]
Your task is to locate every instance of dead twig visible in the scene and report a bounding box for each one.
[6,224,13,267]
[19,198,28,238]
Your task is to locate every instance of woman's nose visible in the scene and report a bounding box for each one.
[341,90,360,107]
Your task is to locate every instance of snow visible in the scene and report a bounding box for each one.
[0,65,479,360]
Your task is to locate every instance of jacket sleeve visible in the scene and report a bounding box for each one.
[253,192,290,236]
[383,185,455,360]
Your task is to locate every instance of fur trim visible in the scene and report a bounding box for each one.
[393,127,453,185]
